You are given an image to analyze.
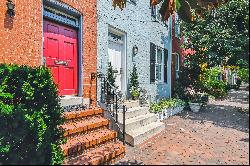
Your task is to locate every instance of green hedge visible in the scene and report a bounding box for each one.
[0,64,65,165]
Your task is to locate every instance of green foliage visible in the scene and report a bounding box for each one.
[178,0,248,99]
[200,67,227,98]
[238,68,249,83]
[129,86,140,99]
[236,59,249,68]
[106,62,116,88]
[130,64,139,89]
[150,98,185,113]
[149,103,162,113]
[182,0,249,66]
[0,64,65,165]
[129,64,140,100]
[173,79,190,102]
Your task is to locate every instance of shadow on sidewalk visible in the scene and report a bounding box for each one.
[179,103,249,133]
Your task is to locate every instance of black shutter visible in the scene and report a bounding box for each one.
[150,43,156,83]
[164,48,168,83]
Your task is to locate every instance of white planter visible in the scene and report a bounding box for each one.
[157,111,164,121]
[189,103,202,112]
[156,106,185,121]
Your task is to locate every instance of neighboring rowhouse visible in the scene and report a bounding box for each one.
[0,0,97,106]
[171,13,183,96]
[97,0,173,103]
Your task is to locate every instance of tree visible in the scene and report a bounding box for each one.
[129,64,140,100]
[112,0,230,22]
[129,64,139,89]
[106,62,116,88]
[175,0,248,98]
[182,0,249,67]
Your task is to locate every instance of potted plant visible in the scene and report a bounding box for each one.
[150,103,163,120]
[188,93,207,113]
[129,64,140,100]
[130,86,140,100]
[106,62,116,103]
[150,98,185,121]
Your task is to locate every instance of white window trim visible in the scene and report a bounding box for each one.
[175,53,180,79]
[155,46,165,83]
[151,2,168,27]
[175,14,181,38]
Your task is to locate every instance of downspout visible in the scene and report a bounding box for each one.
[169,15,173,99]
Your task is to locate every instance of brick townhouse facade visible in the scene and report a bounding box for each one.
[0,0,98,105]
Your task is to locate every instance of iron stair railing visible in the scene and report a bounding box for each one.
[94,72,127,145]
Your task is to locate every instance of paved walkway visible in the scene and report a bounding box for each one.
[116,86,249,165]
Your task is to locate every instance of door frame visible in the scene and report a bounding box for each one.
[108,26,127,97]
[42,0,83,97]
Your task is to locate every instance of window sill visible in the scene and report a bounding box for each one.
[155,81,167,85]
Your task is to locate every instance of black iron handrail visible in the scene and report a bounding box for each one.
[94,72,127,145]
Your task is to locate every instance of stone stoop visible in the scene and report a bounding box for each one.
[60,107,125,165]
[117,104,165,146]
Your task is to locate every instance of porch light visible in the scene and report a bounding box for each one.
[6,0,15,17]
[132,45,138,56]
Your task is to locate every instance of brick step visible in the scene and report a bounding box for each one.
[63,108,103,121]
[64,142,126,165]
[61,116,109,137]
[61,129,117,157]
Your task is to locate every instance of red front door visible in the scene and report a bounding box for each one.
[43,20,78,96]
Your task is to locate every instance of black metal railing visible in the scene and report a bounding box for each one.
[94,72,127,145]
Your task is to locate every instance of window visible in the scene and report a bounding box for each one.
[175,14,181,39]
[156,47,163,81]
[151,1,168,26]
[43,6,79,28]
[150,43,168,83]
[175,54,180,79]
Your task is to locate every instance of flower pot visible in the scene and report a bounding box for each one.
[132,96,139,100]
[189,102,202,113]
[157,111,164,121]
[174,106,184,114]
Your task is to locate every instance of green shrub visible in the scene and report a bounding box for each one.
[200,67,227,99]
[129,64,140,100]
[130,64,139,89]
[238,68,249,83]
[149,98,185,113]
[173,80,190,102]
[0,64,65,165]
[106,62,116,88]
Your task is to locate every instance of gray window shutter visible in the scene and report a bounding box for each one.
[150,43,156,83]
[164,48,168,83]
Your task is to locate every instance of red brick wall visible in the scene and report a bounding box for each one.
[171,14,183,96]
[0,0,43,66]
[0,0,97,101]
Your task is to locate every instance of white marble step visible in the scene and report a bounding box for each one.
[118,113,158,132]
[125,122,165,146]
[123,100,140,108]
[117,106,149,120]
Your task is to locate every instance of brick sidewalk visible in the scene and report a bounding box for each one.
[116,107,249,165]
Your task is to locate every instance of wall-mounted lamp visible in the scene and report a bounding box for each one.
[6,0,15,17]
[132,45,138,56]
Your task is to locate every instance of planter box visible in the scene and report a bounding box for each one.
[157,106,184,121]
[189,102,202,112]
